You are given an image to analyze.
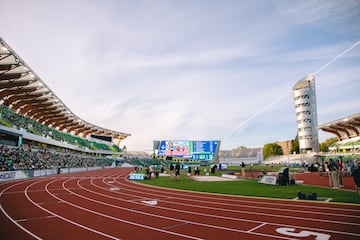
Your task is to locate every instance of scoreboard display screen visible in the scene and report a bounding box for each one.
[157,140,220,161]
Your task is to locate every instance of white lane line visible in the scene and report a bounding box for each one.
[102,178,360,238]
[16,215,56,222]
[37,201,64,205]
[52,178,204,240]
[25,179,122,240]
[247,223,267,233]
[0,179,45,240]
[66,177,293,240]
[96,170,360,238]
[111,178,360,227]
[117,180,360,222]
[74,169,359,239]
[140,200,158,205]
[85,170,360,239]
[2,187,81,194]
[162,222,189,230]
[122,178,360,214]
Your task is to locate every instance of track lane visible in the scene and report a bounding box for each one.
[70,178,269,240]
[46,178,206,240]
[61,177,292,240]
[71,170,360,239]
[1,167,359,240]
[107,174,360,232]
[25,178,123,240]
[110,169,360,239]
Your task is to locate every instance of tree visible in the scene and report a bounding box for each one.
[291,134,299,154]
[319,137,338,152]
[263,143,283,160]
[237,146,247,149]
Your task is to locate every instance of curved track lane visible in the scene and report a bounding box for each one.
[1,167,360,240]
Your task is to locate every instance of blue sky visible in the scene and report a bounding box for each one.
[1,0,360,151]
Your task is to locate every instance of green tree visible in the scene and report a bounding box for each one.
[291,134,300,154]
[263,143,283,160]
[237,146,247,149]
[319,137,338,152]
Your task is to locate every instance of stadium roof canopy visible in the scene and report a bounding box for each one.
[0,37,130,143]
[317,113,360,141]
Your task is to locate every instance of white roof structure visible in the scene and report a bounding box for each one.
[0,37,130,143]
[318,113,360,141]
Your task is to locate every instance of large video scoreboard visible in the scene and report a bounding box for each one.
[155,140,220,161]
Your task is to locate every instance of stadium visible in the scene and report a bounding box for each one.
[1,36,360,240]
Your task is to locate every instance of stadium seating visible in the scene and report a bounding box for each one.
[219,147,263,166]
[0,104,120,152]
[0,144,114,171]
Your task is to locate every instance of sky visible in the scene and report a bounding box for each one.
[1,0,360,151]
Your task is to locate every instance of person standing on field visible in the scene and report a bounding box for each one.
[241,161,246,178]
[337,159,343,187]
[175,162,181,181]
[328,159,339,189]
[352,162,360,196]
[169,164,175,180]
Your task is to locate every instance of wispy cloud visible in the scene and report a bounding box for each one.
[1,0,359,151]
[280,0,360,29]
[112,47,252,69]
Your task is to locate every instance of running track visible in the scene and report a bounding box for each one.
[1,168,359,240]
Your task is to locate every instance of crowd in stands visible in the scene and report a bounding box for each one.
[0,104,120,152]
[0,144,112,171]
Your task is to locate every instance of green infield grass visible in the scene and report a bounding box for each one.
[138,173,360,204]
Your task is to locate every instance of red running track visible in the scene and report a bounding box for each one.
[0,168,359,240]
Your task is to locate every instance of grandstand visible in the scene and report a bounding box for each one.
[0,37,134,177]
[264,113,360,167]
[218,147,263,166]
[0,37,130,146]
[264,153,315,166]
[2,34,359,177]
[318,113,360,154]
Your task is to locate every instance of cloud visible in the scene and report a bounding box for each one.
[280,0,360,29]
[1,0,359,151]
[110,47,252,69]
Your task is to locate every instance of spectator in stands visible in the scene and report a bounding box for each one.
[352,162,360,196]
[1,104,119,152]
[0,144,112,172]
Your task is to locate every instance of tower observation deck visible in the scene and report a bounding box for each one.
[293,74,319,153]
